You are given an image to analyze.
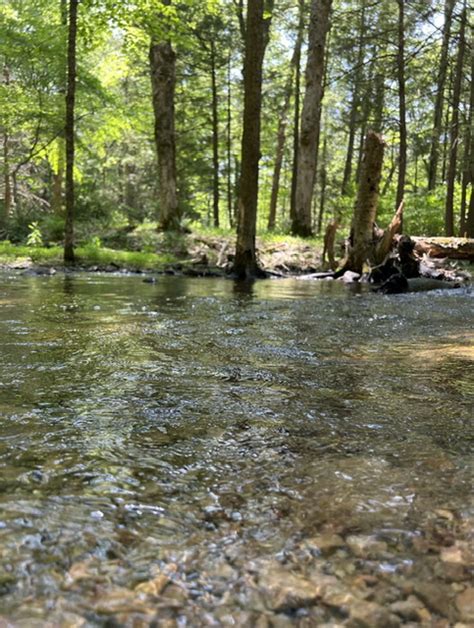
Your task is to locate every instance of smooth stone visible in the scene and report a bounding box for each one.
[456,588,474,622]
[346,534,388,558]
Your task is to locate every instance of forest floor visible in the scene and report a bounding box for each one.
[0,228,325,276]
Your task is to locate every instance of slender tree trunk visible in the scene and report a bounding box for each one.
[445,5,467,236]
[234,0,273,278]
[316,133,327,234]
[52,0,67,216]
[149,35,180,231]
[395,0,407,231]
[226,52,233,228]
[441,76,452,182]
[268,0,304,230]
[51,144,65,214]
[427,0,456,190]
[64,0,78,264]
[210,39,220,228]
[292,0,332,237]
[460,34,473,235]
[341,1,366,196]
[340,131,385,274]
[290,0,305,222]
[1,130,11,234]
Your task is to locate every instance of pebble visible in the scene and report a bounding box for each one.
[345,535,388,558]
[456,587,474,622]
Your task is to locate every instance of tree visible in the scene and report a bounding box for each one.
[339,130,385,274]
[395,0,407,229]
[233,0,273,279]
[64,0,78,263]
[267,0,304,231]
[292,0,332,237]
[445,4,466,237]
[427,0,456,191]
[149,34,179,232]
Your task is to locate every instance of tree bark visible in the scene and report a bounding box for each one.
[427,0,456,191]
[149,37,180,231]
[445,5,466,237]
[210,39,220,228]
[316,133,327,234]
[226,52,233,228]
[395,0,407,231]
[1,130,11,234]
[289,0,305,223]
[268,0,304,231]
[233,0,273,279]
[340,131,385,274]
[64,0,78,264]
[460,29,473,236]
[341,1,366,196]
[292,0,332,237]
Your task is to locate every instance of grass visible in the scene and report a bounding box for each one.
[0,241,177,271]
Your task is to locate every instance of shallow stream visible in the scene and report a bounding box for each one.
[0,272,472,626]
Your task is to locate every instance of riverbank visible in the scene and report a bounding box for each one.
[0,231,323,276]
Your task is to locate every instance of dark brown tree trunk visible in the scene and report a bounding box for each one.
[460,29,473,235]
[395,0,407,232]
[289,0,305,223]
[226,52,233,228]
[341,1,366,196]
[268,1,304,231]
[149,36,180,231]
[340,131,385,275]
[210,39,220,228]
[292,0,332,237]
[233,0,273,279]
[64,0,78,264]
[427,0,455,190]
[445,5,466,237]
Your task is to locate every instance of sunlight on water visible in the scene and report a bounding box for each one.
[0,272,472,624]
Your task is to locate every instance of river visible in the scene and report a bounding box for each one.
[0,272,472,625]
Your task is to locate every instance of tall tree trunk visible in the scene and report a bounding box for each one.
[233,0,273,278]
[1,130,11,234]
[52,0,67,216]
[340,131,385,274]
[64,0,78,264]
[268,0,304,231]
[341,0,366,196]
[289,0,305,223]
[395,0,407,231]
[461,42,474,238]
[445,5,467,236]
[51,143,65,215]
[292,0,332,237]
[149,35,180,231]
[460,31,473,235]
[316,132,327,234]
[427,0,456,191]
[226,52,233,228]
[210,39,220,228]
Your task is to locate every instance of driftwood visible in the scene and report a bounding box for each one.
[411,237,474,261]
[375,200,404,264]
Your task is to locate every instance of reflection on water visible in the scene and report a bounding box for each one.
[0,272,472,624]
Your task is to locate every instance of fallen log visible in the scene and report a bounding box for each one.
[411,237,474,261]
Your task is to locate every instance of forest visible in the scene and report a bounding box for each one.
[0,0,473,279]
[0,2,473,625]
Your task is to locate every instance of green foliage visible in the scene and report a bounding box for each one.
[26,222,43,247]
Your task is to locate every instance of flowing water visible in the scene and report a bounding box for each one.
[0,271,472,626]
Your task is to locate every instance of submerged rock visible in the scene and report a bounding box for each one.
[456,587,474,622]
[258,566,332,612]
[345,535,388,558]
